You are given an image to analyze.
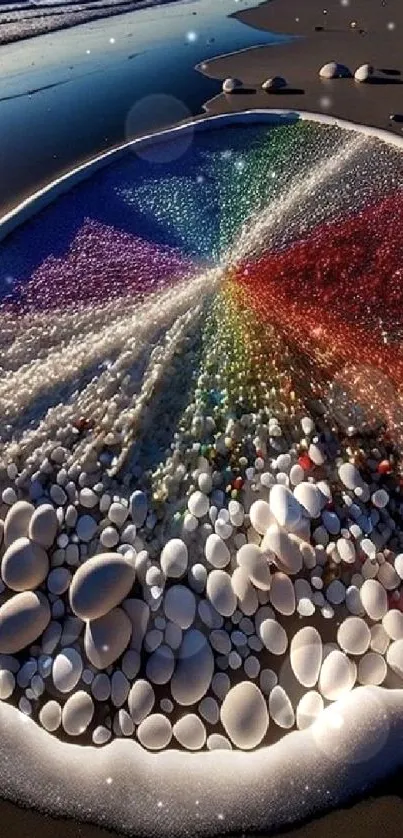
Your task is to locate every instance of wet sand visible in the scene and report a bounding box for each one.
[198,0,403,135]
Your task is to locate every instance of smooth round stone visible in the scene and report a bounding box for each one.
[129,491,148,528]
[377,562,400,590]
[188,563,207,593]
[173,714,206,750]
[79,488,98,509]
[210,629,231,655]
[337,537,356,564]
[128,679,155,724]
[207,570,236,617]
[92,726,111,745]
[322,510,341,535]
[269,572,295,616]
[231,567,259,616]
[370,623,390,655]
[326,579,346,605]
[289,464,304,486]
[228,500,244,527]
[337,617,370,655]
[360,579,388,621]
[69,553,135,620]
[85,607,132,669]
[62,691,94,736]
[29,503,58,549]
[171,629,214,706]
[249,500,273,535]
[319,650,356,700]
[383,610,403,641]
[146,644,175,685]
[205,534,230,569]
[269,685,295,729]
[39,699,61,732]
[395,554,403,580]
[259,619,288,655]
[222,77,242,93]
[52,648,83,693]
[199,696,219,725]
[188,491,209,519]
[163,585,196,629]
[2,487,17,505]
[262,75,287,90]
[345,585,365,616]
[76,515,98,542]
[269,485,302,530]
[110,671,129,707]
[290,626,322,687]
[47,567,71,595]
[2,537,48,591]
[296,691,324,730]
[293,482,322,519]
[137,714,172,750]
[354,63,373,82]
[236,544,271,590]
[107,502,128,528]
[358,652,387,686]
[100,527,119,549]
[160,539,188,578]
[0,591,50,653]
[118,709,134,736]
[0,669,15,699]
[50,485,67,506]
[207,734,232,751]
[386,639,403,679]
[338,462,362,490]
[262,525,302,575]
[319,61,351,78]
[4,501,34,547]
[91,673,111,701]
[372,489,389,509]
[220,681,268,749]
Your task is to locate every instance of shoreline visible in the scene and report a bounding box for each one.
[0,0,182,45]
[197,0,403,135]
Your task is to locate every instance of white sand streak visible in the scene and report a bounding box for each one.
[226,134,368,267]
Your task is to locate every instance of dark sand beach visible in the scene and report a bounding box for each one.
[199,0,403,135]
[2,2,403,837]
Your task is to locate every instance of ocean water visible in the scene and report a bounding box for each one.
[0,0,289,214]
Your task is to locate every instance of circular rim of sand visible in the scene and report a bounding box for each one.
[1,108,403,243]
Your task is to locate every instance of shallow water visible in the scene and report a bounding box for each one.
[0,0,288,215]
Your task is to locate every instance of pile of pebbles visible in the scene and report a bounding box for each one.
[0,405,402,752]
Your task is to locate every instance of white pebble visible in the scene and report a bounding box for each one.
[62,691,94,736]
[319,650,356,700]
[296,691,324,730]
[358,652,387,685]
[360,578,388,621]
[290,627,322,687]
[259,619,288,655]
[220,681,268,749]
[269,685,294,729]
[160,539,188,578]
[173,714,206,750]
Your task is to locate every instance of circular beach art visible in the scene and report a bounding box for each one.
[1,111,403,795]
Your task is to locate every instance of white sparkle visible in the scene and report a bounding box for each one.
[387,21,396,31]
[109,37,116,44]
[86,49,91,55]
[106,777,113,785]
[186,31,198,43]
